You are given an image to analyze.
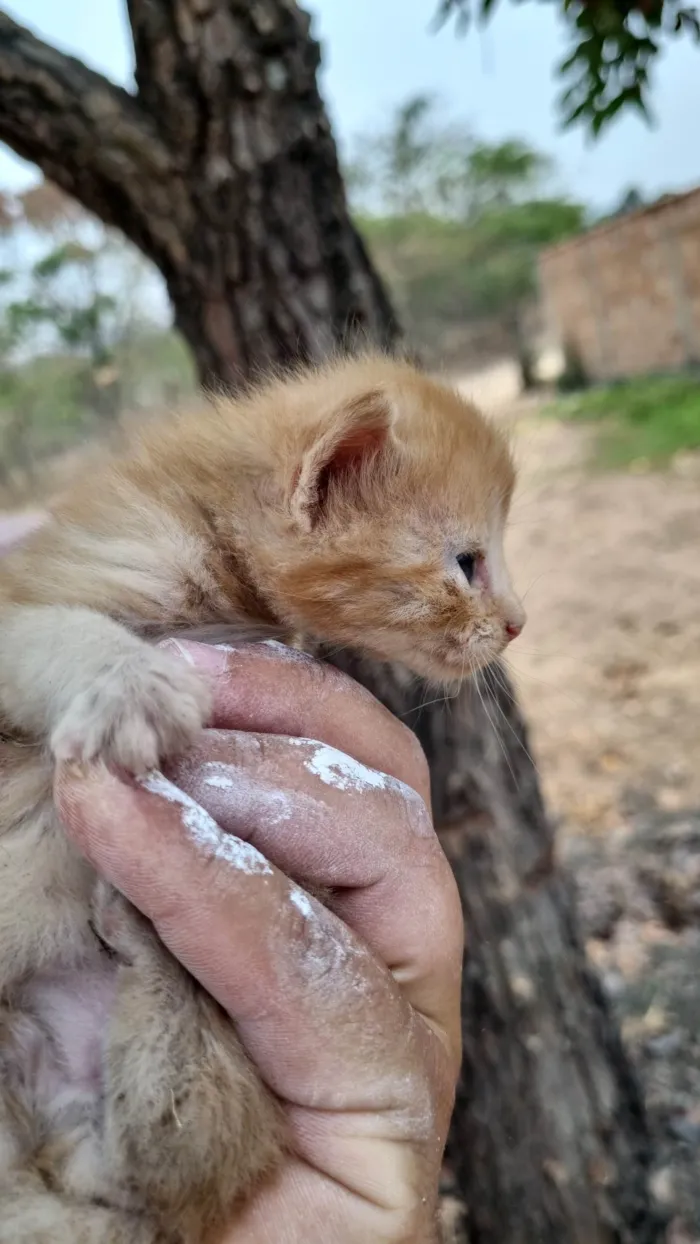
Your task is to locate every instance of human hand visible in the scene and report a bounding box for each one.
[55,639,464,1243]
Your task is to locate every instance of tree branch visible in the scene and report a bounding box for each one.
[126,0,202,154]
[0,10,190,269]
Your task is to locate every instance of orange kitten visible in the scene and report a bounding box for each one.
[0,354,523,1242]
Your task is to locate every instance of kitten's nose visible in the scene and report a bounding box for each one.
[503,595,526,643]
[504,606,525,642]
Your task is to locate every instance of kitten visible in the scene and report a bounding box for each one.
[0,353,523,1242]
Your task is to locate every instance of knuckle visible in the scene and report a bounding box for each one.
[399,724,431,793]
[389,781,433,839]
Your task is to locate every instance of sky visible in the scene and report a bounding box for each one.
[2,0,700,211]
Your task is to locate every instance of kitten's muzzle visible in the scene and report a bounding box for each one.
[502,596,526,644]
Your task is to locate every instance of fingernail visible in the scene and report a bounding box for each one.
[159,639,229,673]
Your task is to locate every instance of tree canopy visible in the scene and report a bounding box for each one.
[347,96,585,362]
[435,0,700,134]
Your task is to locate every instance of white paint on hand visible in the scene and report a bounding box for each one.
[290,739,389,793]
[289,887,315,919]
[139,770,272,875]
[285,738,431,835]
[192,759,304,827]
[200,763,236,791]
[178,754,326,837]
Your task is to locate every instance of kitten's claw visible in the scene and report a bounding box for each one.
[51,647,211,773]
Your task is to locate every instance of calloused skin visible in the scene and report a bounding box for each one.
[0,523,463,1242]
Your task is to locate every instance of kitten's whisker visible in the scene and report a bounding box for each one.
[318,641,357,663]
[482,664,540,777]
[485,661,518,708]
[519,573,550,604]
[471,663,519,788]
[403,683,457,718]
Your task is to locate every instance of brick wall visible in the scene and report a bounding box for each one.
[538,187,700,381]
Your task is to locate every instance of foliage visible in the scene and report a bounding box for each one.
[547,372,700,465]
[346,93,471,217]
[457,198,586,312]
[349,97,585,362]
[461,140,553,214]
[358,199,583,333]
[0,328,196,493]
[434,0,700,136]
[1,195,163,375]
[7,243,118,365]
[347,96,555,221]
[0,181,196,490]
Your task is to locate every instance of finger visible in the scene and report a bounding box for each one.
[55,761,447,1127]
[159,639,431,806]
[167,729,463,1061]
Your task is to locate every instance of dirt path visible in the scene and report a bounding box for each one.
[495,403,700,839]
[481,395,700,1240]
[452,363,700,837]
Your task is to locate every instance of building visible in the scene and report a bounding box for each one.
[538,187,700,381]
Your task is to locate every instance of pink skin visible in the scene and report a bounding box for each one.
[0,520,463,1242]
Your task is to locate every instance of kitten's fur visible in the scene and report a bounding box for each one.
[0,354,523,1242]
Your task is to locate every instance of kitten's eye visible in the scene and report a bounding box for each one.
[457,552,476,584]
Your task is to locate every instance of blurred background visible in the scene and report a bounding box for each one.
[1,1,699,1240]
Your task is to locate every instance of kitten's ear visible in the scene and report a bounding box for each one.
[290,389,394,531]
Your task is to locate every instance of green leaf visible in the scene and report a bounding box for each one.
[33,241,94,280]
[434,0,700,136]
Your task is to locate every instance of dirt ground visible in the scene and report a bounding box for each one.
[477,388,700,1242]
[500,399,700,834]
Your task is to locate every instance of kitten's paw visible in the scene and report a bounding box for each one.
[90,879,159,967]
[51,647,211,773]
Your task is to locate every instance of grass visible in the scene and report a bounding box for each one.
[546,372,700,468]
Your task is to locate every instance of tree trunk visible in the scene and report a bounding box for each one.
[0,5,658,1240]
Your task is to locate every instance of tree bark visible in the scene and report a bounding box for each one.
[0,3,399,386]
[0,4,659,1241]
